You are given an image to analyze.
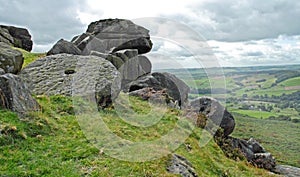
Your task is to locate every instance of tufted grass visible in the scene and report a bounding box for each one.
[0,95,278,176]
[14,47,46,68]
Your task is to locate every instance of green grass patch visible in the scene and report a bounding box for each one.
[0,95,278,176]
[232,113,300,167]
[15,48,46,68]
[280,76,300,87]
[229,109,276,119]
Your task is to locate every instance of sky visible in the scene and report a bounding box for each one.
[0,0,299,68]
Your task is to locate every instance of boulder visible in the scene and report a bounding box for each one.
[119,55,152,87]
[20,54,121,108]
[214,135,276,171]
[114,49,138,60]
[90,51,124,69]
[272,165,300,177]
[0,68,5,75]
[0,42,24,74]
[0,27,14,44]
[166,154,198,177]
[73,19,152,55]
[152,72,190,107]
[129,87,179,108]
[126,74,163,92]
[90,50,151,86]
[0,25,33,51]
[47,39,81,56]
[189,97,235,137]
[0,74,40,116]
[126,72,189,107]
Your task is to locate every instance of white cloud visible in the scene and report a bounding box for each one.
[77,0,201,24]
[208,35,300,67]
[0,0,299,68]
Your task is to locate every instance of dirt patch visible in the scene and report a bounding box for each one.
[285,86,300,90]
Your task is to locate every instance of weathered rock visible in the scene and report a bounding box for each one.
[272,165,300,177]
[47,39,81,56]
[189,97,235,137]
[0,42,24,74]
[90,51,124,69]
[73,19,152,55]
[90,50,151,86]
[214,135,276,171]
[20,54,121,108]
[114,49,138,60]
[252,153,276,170]
[0,25,33,51]
[129,87,179,108]
[126,74,163,92]
[127,72,189,107]
[0,74,40,116]
[0,68,5,75]
[119,55,152,87]
[166,154,198,177]
[152,72,190,107]
[0,27,14,44]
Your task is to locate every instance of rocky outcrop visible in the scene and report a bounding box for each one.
[91,49,152,86]
[0,27,14,45]
[214,132,277,171]
[272,165,300,177]
[188,97,235,137]
[0,25,33,51]
[47,39,81,56]
[0,74,40,116]
[46,19,153,89]
[129,87,179,109]
[20,54,121,108]
[127,72,190,107]
[152,72,190,107]
[90,51,124,69]
[73,19,152,55]
[119,55,152,87]
[0,42,24,74]
[166,154,198,177]
[0,68,5,75]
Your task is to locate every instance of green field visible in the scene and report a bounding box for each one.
[229,109,276,119]
[166,65,300,121]
[166,65,300,168]
[280,76,300,87]
[232,113,300,167]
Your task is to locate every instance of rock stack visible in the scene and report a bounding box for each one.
[22,19,190,109]
[0,27,39,117]
[0,25,33,52]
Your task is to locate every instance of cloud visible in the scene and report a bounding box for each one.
[208,35,300,67]
[242,51,264,57]
[0,0,87,52]
[176,0,300,41]
[0,0,299,68]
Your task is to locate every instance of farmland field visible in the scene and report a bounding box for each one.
[162,65,300,167]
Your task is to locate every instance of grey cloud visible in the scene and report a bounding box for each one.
[181,0,300,41]
[211,35,300,66]
[243,51,264,57]
[0,0,91,51]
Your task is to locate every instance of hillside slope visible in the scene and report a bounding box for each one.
[0,95,278,176]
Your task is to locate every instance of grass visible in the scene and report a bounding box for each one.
[14,48,46,68]
[232,113,300,168]
[0,95,278,176]
[229,109,277,119]
[280,76,300,87]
